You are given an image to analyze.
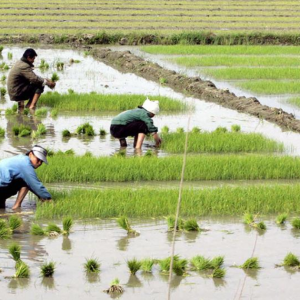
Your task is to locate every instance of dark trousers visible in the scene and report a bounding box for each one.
[0,179,26,208]
[110,121,148,139]
[13,84,44,102]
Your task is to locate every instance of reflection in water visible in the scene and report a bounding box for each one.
[116,236,130,251]
[140,271,155,282]
[170,275,183,290]
[167,231,181,244]
[86,272,100,284]
[283,265,299,275]
[8,278,30,290]
[183,231,199,242]
[62,236,72,251]
[213,278,227,289]
[41,277,56,290]
[291,228,300,239]
[243,268,259,280]
[126,274,143,288]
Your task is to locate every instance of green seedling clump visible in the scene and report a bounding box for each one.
[117,216,138,235]
[159,255,180,273]
[62,129,71,137]
[210,256,224,269]
[1,75,6,82]
[99,129,106,136]
[39,59,49,70]
[282,253,300,268]
[35,108,48,117]
[127,258,142,275]
[84,258,100,273]
[211,267,226,278]
[50,108,58,118]
[239,257,260,269]
[12,124,32,137]
[0,62,9,70]
[9,243,21,261]
[0,127,5,138]
[0,87,6,97]
[76,123,95,136]
[214,127,228,134]
[190,255,212,271]
[167,215,184,231]
[231,124,241,132]
[243,213,255,225]
[30,223,45,236]
[256,221,267,230]
[161,126,169,134]
[243,213,266,230]
[292,217,300,229]
[276,213,288,225]
[56,61,64,70]
[141,258,155,273]
[14,261,30,278]
[191,127,201,133]
[0,46,3,53]
[104,278,124,294]
[176,127,184,134]
[7,52,13,59]
[8,215,22,231]
[183,219,200,231]
[0,219,12,239]
[45,223,62,234]
[5,104,18,116]
[62,216,73,235]
[172,258,188,276]
[32,123,47,139]
[41,261,55,277]
[51,72,59,82]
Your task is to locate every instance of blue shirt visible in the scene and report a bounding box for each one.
[0,155,51,199]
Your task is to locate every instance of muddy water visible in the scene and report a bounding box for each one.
[0,216,300,300]
[1,46,300,158]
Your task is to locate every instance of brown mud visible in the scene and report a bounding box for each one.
[91,47,300,133]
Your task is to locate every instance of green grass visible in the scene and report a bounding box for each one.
[0,219,12,239]
[8,215,22,231]
[211,268,226,278]
[39,92,189,112]
[76,123,95,136]
[9,243,21,261]
[36,154,300,183]
[239,257,260,269]
[276,213,288,225]
[34,184,300,219]
[291,217,300,229]
[161,132,283,153]
[167,215,184,231]
[35,108,48,117]
[183,219,200,232]
[173,258,188,276]
[0,127,5,138]
[12,124,32,137]
[190,255,212,271]
[282,253,300,268]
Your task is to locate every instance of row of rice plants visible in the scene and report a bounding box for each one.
[35,184,300,218]
[36,154,300,183]
[160,131,283,153]
[39,92,189,112]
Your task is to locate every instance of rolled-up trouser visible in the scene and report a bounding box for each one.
[110,121,148,138]
[12,84,44,102]
[0,179,27,208]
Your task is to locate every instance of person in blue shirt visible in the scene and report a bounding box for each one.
[0,145,52,209]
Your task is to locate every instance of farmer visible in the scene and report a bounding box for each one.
[0,145,52,210]
[7,48,56,112]
[110,98,162,148]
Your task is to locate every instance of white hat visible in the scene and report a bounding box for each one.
[27,145,49,164]
[142,99,160,115]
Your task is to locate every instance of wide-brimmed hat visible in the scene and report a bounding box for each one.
[26,145,48,164]
[142,98,160,115]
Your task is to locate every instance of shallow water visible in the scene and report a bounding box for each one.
[0,215,300,300]
[1,46,300,158]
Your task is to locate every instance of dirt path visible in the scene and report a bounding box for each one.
[92,47,300,132]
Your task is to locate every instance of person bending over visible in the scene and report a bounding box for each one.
[0,145,52,210]
[110,98,162,148]
[7,48,55,112]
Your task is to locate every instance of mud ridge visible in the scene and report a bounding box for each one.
[92,48,300,132]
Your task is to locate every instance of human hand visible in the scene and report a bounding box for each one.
[46,80,56,89]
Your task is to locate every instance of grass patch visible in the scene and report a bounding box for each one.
[35,184,300,219]
[39,92,189,112]
[161,132,283,153]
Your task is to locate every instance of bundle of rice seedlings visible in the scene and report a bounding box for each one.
[84,258,100,273]
[276,213,288,225]
[30,223,45,236]
[45,223,62,235]
[190,255,211,271]
[14,261,30,278]
[56,61,64,70]
[51,72,59,82]
[211,268,226,278]
[8,216,22,231]
[256,221,267,230]
[7,52,12,59]
[214,127,228,133]
[144,150,154,157]
[35,108,48,117]
[231,124,241,132]
[41,261,55,277]
[62,129,71,137]
[37,123,47,135]
[191,127,201,133]
[0,127,5,138]
[103,278,124,294]
[292,218,300,229]
[141,258,155,273]
[117,216,138,235]
[176,127,184,133]
[9,243,21,261]
[64,149,75,155]
[127,258,142,275]
[0,87,6,97]
[167,216,184,231]
[99,129,106,136]
[172,258,188,276]
[161,126,169,134]
[50,108,58,118]
[281,253,300,268]
[210,256,224,269]
[76,123,95,136]
[183,219,200,231]
[39,59,49,70]
[239,257,260,269]
[62,217,73,235]
[0,219,12,239]
[243,213,255,225]
[12,124,32,137]
[0,74,6,82]
[159,255,180,273]
[5,104,18,115]
[0,46,3,53]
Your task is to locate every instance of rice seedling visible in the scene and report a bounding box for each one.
[45,223,62,234]
[256,221,267,230]
[12,124,32,137]
[62,129,71,137]
[103,278,124,294]
[99,129,106,136]
[56,61,64,71]
[50,108,58,118]
[159,255,180,273]
[231,124,241,132]
[0,220,12,239]
[243,213,255,225]
[282,253,300,268]
[0,46,3,53]
[159,77,168,84]
[276,213,288,225]
[39,59,49,70]
[176,127,184,134]
[70,59,80,64]
[7,52,13,59]
[5,104,18,115]
[30,223,45,236]
[127,258,142,275]
[191,127,201,134]
[51,72,59,82]
[211,268,226,278]
[117,216,138,235]
[84,258,100,273]
[35,108,48,117]
[23,108,29,116]
[172,258,188,276]
[8,215,22,231]
[144,150,154,157]
[0,127,5,138]
[41,261,55,277]
[239,257,260,269]
[76,123,95,136]
[64,149,75,155]
[32,123,47,139]
[141,258,155,273]
[68,89,75,94]
[167,216,184,231]
[38,92,188,112]
[0,75,6,82]
[8,243,21,261]
[210,256,224,269]
[292,218,300,229]
[183,219,200,231]
[214,127,227,134]
[0,62,9,70]
[161,126,169,134]
[190,255,212,271]
[62,216,73,235]
[14,261,30,278]
[0,87,6,97]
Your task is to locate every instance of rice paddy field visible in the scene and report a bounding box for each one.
[2,44,300,299]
